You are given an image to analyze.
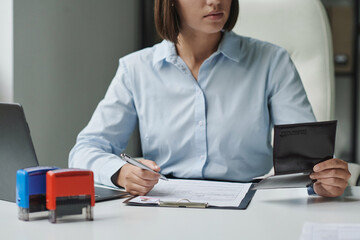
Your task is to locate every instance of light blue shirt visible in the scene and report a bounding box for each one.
[69,31,316,187]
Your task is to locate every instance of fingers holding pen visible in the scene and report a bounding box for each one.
[139,159,161,173]
[117,159,161,196]
[121,166,159,195]
[125,181,157,196]
[131,169,160,187]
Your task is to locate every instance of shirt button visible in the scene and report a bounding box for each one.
[200,155,205,160]
[198,121,204,126]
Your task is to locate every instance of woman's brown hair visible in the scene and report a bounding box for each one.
[154,0,239,43]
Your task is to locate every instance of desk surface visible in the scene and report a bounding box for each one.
[1,187,360,240]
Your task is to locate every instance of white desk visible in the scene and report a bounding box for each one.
[1,187,359,240]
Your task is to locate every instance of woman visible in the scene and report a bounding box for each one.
[69,0,350,197]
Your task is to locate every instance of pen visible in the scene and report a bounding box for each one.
[120,153,168,181]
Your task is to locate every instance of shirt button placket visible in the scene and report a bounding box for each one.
[194,85,207,178]
[176,58,208,178]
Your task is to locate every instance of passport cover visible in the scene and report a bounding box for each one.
[253,120,337,190]
[273,120,337,175]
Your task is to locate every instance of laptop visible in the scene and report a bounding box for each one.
[0,103,129,202]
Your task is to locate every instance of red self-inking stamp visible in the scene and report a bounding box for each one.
[46,169,95,223]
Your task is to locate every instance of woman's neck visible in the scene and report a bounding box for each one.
[176,30,222,80]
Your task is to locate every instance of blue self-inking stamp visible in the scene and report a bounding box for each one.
[16,166,59,221]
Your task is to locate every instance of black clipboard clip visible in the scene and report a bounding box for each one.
[158,199,208,208]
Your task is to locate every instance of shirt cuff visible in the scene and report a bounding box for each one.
[307,184,317,195]
[110,168,122,188]
[98,158,126,188]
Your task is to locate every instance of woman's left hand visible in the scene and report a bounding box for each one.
[310,158,351,197]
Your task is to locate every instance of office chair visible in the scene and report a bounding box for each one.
[233,0,359,186]
[233,0,334,121]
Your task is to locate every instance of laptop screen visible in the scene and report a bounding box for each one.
[0,103,39,202]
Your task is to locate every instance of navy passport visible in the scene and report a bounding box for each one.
[253,120,337,190]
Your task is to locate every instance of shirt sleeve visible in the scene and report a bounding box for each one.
[267,48,316,125]
[69,59,137,187]
[267,48,318,196]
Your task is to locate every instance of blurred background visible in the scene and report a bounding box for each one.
[0,0,359,168]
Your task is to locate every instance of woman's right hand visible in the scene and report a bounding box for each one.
[117,159,160,196]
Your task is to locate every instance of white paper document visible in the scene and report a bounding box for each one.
[300,222,360,240]
[129,179,252,207]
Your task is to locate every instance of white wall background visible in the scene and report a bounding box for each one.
[12,0,141,168]
[0,0,13,102]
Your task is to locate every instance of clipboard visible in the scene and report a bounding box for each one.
[124,180,256,210]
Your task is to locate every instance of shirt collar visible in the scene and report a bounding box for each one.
[152,31,241,67]
[217,31,241,63]
[152,40,177,67]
